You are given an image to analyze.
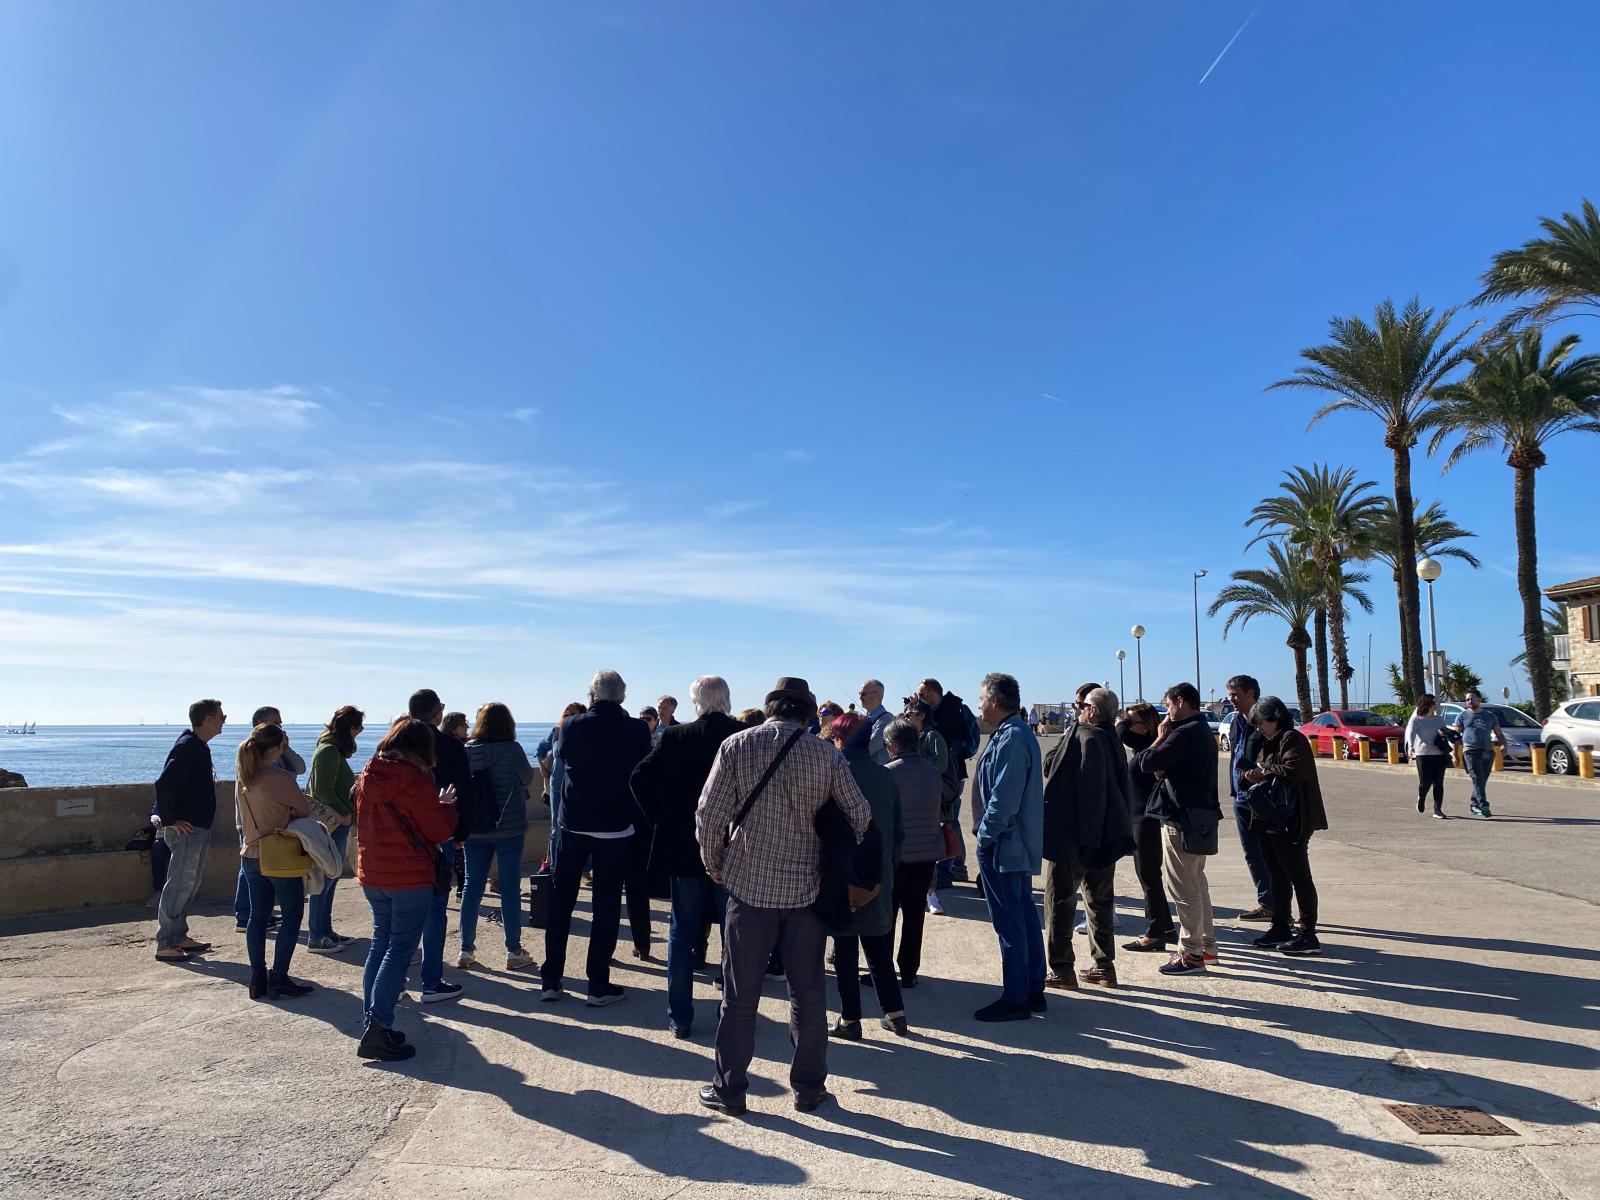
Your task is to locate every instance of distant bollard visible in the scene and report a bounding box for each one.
[1531,744,1547,775]
[1332,738,1347,761]
[1454,743,1465,770]
[1580,745,1596,780]
[1386,738,1401,766]
[1357,738,1371,763]
[1215,733,1221,749]
[1492,744,1505,772]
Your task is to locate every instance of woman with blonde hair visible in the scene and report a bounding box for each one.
[236,723,314,1000]
[305,705,364,953]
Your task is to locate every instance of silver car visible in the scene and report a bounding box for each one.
[1438,702,1543,765]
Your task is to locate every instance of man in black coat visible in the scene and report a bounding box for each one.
[153,698,226,961]
[631,675,743,1038]
[543,669,653,1007]
[1042,688,1134,990]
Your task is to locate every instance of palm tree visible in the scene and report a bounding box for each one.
[1512,604,1572,705]
[1248,465,1385,710]
[1208,542,1320,721]
[1313,606,1330,713]
[1367,498,1481,665]
[1476,198,1600,328]
[1427,329,1600,716]
[1269,299,1477,698]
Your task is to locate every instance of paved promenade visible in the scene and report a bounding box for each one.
[2,761,1597,1200]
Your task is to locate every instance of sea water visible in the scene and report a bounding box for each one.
[0,724,555,789]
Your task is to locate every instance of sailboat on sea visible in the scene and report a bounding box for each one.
[4,721,36,735]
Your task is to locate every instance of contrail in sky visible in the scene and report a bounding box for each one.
[1198,3,1261,85]
[1041,392,1065,404]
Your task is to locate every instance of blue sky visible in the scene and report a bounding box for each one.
[3,2,1599,725]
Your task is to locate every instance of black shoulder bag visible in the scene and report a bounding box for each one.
[392,804,453,898]
[722,727,807,847]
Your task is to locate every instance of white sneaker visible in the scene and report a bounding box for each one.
[926,893,946,916]
[457,951,477,969]
[506,950,534,971]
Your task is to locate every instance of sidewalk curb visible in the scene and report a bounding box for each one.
[1309,754,1599,791]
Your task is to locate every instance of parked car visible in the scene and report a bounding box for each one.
[1218,707,1299,751]
[1437,702,1543,766]
[1298,709,1405,758]
[1541,698,1600,776]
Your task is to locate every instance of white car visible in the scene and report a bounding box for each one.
[1437,702,1543,766]
[1541,698,1600,776]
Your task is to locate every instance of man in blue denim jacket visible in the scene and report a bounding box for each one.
[970,672,1047,1023]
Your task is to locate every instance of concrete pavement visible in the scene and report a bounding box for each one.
[1,761,1596,1199]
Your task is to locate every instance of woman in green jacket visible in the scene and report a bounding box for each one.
[827,713,907,1039]
[306,705,364,953]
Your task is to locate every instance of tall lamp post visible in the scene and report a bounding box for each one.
[1418,556,1443,696]
[1131,625,1145,702]
[1115,649,1127,705]
[1192,569,1208,700]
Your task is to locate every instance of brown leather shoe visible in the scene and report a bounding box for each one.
[1078,963,1118,988]
[1043,972,1079,991]
[1238,906,1275,922]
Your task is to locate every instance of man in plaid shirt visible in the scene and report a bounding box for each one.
[695,676,869,1116]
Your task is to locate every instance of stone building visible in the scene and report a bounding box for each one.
[1545,575,1600,698]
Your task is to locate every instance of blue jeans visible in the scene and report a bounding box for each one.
[1465,748,1495,809]
[234,865,251,925]
[242,856,305,976]
[667,873,725,1031]
[977,844,1045,1004]
[1232,801,1272,908]
[156,825,212,949]
[420,883,450,992]
[306,823,350,941]
[362,885,432,1028]
[460,834,526,954]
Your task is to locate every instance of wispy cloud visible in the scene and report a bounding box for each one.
[783,449,814,464]
[706,499,766,520]
[42,384,324,455]
[506,406,541,422]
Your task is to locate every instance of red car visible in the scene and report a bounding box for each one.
[1298,709,1406,759]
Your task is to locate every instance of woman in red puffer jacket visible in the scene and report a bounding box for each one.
[352,718,458,1061]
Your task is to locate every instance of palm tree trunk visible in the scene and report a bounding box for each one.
[1393,446,1426,697]
[1314,605,1331,713]
[1291,637,1313,723]
[1515,464,1552,716]
[1328,581,1352,710]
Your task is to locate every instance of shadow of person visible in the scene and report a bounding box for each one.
[402,1016,806,1184]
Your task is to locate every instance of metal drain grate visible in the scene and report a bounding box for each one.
[1384,1104,1517,1136]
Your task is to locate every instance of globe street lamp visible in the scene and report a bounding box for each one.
[1115,649,1127,706]
[1418,556,1443,695]
[1131,624,1146,702]
[1192,569,1208,702]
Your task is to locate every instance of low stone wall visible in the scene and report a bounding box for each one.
[0,783,551,919]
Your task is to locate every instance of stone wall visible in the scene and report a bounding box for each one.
[0,783,550,919]
[1566,597,1600,696]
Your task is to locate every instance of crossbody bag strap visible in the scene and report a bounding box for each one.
[724,727,807,848]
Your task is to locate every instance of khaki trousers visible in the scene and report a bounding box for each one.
[1160,822,1216,959]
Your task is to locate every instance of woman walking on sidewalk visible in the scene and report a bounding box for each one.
[306,706,364,952]
[236,723,315,1000]
[354,718,459,1061]
[1404,695,1451,818]
[1239,697,1328,957]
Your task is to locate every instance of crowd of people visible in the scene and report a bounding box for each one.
[150,668,1342,1109]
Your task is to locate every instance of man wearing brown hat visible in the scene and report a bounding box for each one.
[695,677,870,1116]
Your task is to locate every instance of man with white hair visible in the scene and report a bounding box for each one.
[541,670,652,1007]
[858,679,893,765]
[631,675,743,1038]
[1041,687,1135,990]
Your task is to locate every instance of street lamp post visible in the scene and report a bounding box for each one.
[1192,570,1208,699]
[1418,556,1443,696]
[1115,649,1126,706]
[1131,625,1145,702]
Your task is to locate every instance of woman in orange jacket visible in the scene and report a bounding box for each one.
[353,718,459,1061]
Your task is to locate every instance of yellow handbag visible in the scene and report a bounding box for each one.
[259,831,313,878]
